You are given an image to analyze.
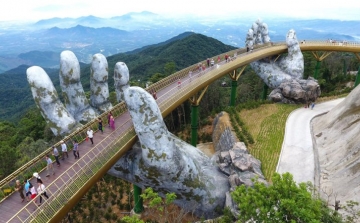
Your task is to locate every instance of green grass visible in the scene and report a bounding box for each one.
[240,104,299,181]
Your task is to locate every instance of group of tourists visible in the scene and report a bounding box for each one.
[12,111,118,208]
[14,173,49,206]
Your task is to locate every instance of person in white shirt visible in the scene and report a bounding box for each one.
[87,128,94,144]
[60,140,68,160]
[37,181,49,205]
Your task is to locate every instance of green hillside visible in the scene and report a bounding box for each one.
[0,32,236,122]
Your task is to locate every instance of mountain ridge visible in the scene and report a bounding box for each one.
[0,32,235,122]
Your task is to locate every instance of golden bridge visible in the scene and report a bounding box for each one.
[1,40,360,222]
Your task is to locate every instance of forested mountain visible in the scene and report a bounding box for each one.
[0,32,236,122]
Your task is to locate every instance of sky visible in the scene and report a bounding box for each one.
[1,0,360,22]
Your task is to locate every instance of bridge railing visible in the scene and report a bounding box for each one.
[7,112,136,222]
[0,101,128,202]
[0,41,277,202]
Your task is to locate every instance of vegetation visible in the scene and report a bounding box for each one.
[231,172,343,223]
[66,175,133,223]
[240,103,299,180]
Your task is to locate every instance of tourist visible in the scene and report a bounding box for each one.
[188,70,192,82]
[206,58,210,67]
[14,180,25,203]
[210,58,215,67]
[45,155,54,177]
[60,140,68,160]
[37,181,49,205]
[87,128,94,144]
[30,184,38,204]
[152,90,157,100]
[24,179,31,202]
[98,118,103,133]
[73,140,79,159]
[177,78,181,89]
[110,115,115,131]
[311,102,315,110]
[33,172,42,183]
[217,56,221,62]
[107,111,112,127]
[52,146,60,167]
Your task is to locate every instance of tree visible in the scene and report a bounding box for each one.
[343,200,360,223]
[149,72,166,84]
[120,216,144,223]
[231,172,342,223]
[163,62,176,76]
[140,187,177,222]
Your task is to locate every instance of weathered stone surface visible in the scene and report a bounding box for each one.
[225,192,240,217]
[269,77,321,104]
[246,19,321,104]
[219,151,231,165]
[59,51,98,122]
[108,62,230,218]
[219,163,231,176]
[212,111,267,217]
[27,66,78,136]
[27,51,114,136]
[229,173,242,188]
[313,84,360,208]
[212,112,237,152]
[90,53,112,113]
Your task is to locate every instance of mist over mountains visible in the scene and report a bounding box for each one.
[0,11,359,73]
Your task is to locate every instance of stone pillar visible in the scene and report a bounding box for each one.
[191,104,199,147]
[230,79,238,106]
[262,83,269,100]
[133,185,143,213]
[314,60,321,79]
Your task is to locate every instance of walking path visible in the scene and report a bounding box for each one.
[276,98,344,184]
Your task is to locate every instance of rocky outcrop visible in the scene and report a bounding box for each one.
[313,84,360,209]
[212,112,267,216]
[269,77,321,104]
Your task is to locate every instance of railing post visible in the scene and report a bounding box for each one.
[133,184,143,213]
[190,104,199,147]
[228,66,246,106]
[355,66,360,88]
[314,60,321,79]
[230,79,238,106]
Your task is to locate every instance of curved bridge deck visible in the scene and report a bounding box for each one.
[1,41,360,222]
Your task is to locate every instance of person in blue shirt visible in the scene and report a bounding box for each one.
[23,180,31,202]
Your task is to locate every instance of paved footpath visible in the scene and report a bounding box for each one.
[276,98,344,184]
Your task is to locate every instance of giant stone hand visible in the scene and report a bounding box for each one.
[246,19,320,104]
[27,51,112,136]
[28,51,265,219]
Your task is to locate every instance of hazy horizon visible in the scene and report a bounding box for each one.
[2,0,360,23]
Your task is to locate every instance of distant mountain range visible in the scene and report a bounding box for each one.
[0,12,358,73]
[0,32,235,122]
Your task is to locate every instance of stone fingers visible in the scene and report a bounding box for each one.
[60,51,98,122]
[278,29,304,79]
[113,62,130,102]
[27,66,78,136]
[90,53,112,113]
